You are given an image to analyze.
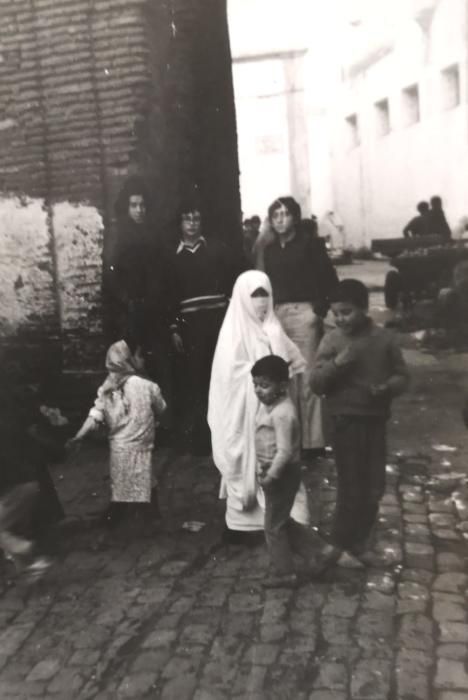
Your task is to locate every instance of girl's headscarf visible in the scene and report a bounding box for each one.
[208,270,305,511]
[101,340,138,396]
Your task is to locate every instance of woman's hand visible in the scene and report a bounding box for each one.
[171,332,184,354]
[65,437,82,458]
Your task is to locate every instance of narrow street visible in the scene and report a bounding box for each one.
[1,271,468,700]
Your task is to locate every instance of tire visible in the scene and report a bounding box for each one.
[384,270,402,309]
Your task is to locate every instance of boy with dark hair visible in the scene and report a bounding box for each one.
[312,279,409,563]
[252,355,324,587]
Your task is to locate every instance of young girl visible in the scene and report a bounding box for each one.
[208,270,310,535]
[68,339,166,526]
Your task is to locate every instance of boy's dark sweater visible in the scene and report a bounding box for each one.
[312,319,409,418]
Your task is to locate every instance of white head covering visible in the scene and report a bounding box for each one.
[208,270,305,513]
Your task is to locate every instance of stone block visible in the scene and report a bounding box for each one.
[434,573,468,594]
[439,622,468,644]
[435,659,468,690]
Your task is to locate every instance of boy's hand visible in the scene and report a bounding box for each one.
[258,473,275,488]
[334,345,359,368]
[65,437,82,457]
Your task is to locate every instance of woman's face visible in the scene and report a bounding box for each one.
[251,288,269,322]
[181,210,202,241]
[270,204,294,236]
[128,195,146,225]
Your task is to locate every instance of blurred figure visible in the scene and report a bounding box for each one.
[429,195,452,240]
[402,201,431,238]
[320,210,346,250]
[242,218,258,265]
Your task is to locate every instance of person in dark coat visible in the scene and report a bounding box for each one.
[260,196,339,457]
[168,197,239,455]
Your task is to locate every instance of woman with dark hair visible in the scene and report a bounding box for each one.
[260,196,338,458]
[111,177,173,431]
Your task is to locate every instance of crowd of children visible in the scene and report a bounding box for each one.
[0,269,411,587]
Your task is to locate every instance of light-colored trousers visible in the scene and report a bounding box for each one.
[275,302,325,450]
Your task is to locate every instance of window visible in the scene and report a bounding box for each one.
[402,84,420,126]
[345,113,360,148]
[441,64,460,110]
[374,98,390,136]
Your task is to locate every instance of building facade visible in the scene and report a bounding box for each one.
[328,0,468,247]
[0,0,240,373]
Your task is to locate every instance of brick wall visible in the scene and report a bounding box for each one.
[0,0,241,373]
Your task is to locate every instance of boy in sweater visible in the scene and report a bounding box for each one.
[312,279,409,561]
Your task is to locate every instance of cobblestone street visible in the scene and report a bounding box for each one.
[1,345,468,699]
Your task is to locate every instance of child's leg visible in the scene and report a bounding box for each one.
[352,419,387,551]
[263,468,301,576]
[331,416,368,551]
[0,482,39,532]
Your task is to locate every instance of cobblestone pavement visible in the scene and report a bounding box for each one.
[1,351,468,699]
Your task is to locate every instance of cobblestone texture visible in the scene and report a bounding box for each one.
[1,350,468,699]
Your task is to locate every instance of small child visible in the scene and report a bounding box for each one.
[312,279,409,563]
[68,339,166,527]
[252,355,323,587]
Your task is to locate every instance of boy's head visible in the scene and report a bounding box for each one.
[251,355,289,405]
[417,201,429,215]
[330,279,369,335]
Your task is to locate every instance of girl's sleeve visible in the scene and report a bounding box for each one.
[89,387,106,423]
[150,383,167,417]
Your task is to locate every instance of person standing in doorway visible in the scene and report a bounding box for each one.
[261,196,338,459]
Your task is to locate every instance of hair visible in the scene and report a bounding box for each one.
[417,201,429,214]
[430,195,443,209]
[251,355,289,383]
[267,196,302,226]
[250,215,261,226]
[179,189,202,219]
[251,286,269,298]
[330,279,369,309]
[115,176,151,220]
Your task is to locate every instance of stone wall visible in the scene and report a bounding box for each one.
[0,0,240,373]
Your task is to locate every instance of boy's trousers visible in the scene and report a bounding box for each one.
[263,463,322,574]
[330,415,387,551]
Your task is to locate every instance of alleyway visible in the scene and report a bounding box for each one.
[1,284,468,699]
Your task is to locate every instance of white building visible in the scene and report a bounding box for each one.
[329,0,468,246]
[229,0,468,246]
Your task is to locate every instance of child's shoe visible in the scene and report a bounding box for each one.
[336,550,365,569]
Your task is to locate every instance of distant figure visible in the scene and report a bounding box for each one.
[320,210,346,249]
[402,201,431,238]
[242,218,258,265]
[250,215,261,238]
[429,195,452,240]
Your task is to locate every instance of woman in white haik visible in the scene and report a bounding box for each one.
[208,270,311,533]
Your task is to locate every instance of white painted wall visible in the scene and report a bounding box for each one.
[329,0,468,246]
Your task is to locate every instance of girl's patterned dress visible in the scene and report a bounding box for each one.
[89,375,166,502]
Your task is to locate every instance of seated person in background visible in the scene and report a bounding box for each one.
[402,201,431,238]
[429,195,452,240]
